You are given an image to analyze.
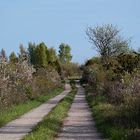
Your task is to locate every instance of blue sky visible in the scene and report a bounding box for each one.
[0,0,140,63]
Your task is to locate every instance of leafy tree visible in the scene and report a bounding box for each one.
[28,42,36,65]
[47,48,57,64]
[62,62,81,77]
[85,57,101,66]
[58,43,72,64]
[117,53,140,73]
[86,24,129,57]
[9,52,18,64]
[35,42,48,67]
[28,42,48,68]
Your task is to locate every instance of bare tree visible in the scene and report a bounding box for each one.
[86,24,129,57]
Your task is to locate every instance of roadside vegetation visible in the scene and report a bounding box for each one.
[0,42,81,127]
[82,24,140,140]
[23,81,77,140]
[0,88,63,128]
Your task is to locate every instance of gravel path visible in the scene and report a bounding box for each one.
[0,84,71,140]
[56,84,104,140]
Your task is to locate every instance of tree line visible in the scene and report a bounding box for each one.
[0,42,81,109]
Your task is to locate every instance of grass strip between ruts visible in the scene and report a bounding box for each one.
[23,85,77,140]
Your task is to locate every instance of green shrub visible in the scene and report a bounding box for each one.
[83,55,140,140]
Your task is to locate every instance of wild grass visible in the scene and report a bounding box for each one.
[23,84,77,140]
[0,88,63,128]
[85,87,127,140]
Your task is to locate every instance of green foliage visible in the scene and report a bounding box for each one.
[58,43,72,64]
[60,63,81,79]
[85,57,101,66]
[82,51,140,140]
[25,86,33,100]
[28,42,75,79]
[28,42,37,65]
[117,53,140,73]
[0,43,63,109]
[47,47,57,64]
[82,59,106,88]
[32,67,62,97]
[28,42,48,68]
[35,42,48,67]
[70,79,76,89]
[9,52,18,64]
[28,43,62,73]
[0,41,74,110]
[0,87,63,128]
[85,88,127,140]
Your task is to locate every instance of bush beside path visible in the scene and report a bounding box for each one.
[0,84,71,140]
